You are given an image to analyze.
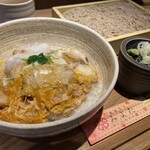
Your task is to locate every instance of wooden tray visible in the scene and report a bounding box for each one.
[52,0,150,54]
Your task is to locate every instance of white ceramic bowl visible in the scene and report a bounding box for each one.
[0,0,35,23]
[0,18,118,138]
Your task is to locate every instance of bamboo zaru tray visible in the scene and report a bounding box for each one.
[52,0,150,54]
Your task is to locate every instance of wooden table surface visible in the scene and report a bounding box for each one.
[0,4,150,150]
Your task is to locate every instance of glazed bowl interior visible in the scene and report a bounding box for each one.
[0,18,118,138]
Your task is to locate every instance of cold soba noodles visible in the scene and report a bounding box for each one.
[63,0,150,39]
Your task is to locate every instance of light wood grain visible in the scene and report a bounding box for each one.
[35,9,52,17]
[116,130,150,150]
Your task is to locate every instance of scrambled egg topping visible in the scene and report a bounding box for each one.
[0,48,98,124]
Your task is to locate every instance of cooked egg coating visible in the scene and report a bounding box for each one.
[0,47,98,123]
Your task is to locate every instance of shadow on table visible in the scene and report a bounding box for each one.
[115,84,150,100]
[114,84,134,99]
[22,108,104,150]
[28,140,83,150]
[22,123,88,150]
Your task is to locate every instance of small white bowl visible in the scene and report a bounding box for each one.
[0,18,119,138]
[0,0,35,23]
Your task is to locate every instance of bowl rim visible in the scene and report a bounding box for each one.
[0,0,33,6]
[0,17,119,130]
[120,37,150,71]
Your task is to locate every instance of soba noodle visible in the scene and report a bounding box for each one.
[63,0,150,39]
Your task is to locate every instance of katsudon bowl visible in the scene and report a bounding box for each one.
[0,18,118,138]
